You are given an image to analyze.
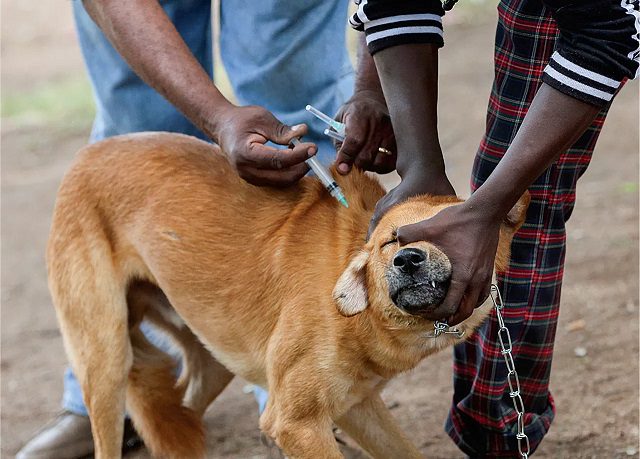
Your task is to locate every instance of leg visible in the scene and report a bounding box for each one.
[171,325,234,416]
[60,0,213,417]
[260,409,342,459]
[335,395,423,459]
[445,0,614,456]
[259,359,343,459]
[142,298,235,416]
[219,0,354,165]
[49,231,132,459]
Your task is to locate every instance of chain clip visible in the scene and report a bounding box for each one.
[426,320,465,339]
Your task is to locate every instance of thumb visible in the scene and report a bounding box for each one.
[270,118,309,146]
[397,220,431,246]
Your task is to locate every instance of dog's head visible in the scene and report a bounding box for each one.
[333,193,529,325]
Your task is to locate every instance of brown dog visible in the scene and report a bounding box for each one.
[47,132,528,458]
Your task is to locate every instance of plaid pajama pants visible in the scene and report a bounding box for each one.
[445,0,615,456]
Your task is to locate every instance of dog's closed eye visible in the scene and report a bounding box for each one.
[381,229,398,249]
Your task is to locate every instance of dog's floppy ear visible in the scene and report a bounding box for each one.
[495,191,531,272]
[333,250,369,317]
[504,191,530,230]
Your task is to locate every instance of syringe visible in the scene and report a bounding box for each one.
[291,138,348,208]
[323,128,345,143]
[305,105,346,135]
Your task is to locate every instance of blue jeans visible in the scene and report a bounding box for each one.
[65,0,353,416]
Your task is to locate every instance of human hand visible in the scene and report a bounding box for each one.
[368,170,455,237]
[334,90,396,175]
[397,201,501,325]
[214,105,317,187]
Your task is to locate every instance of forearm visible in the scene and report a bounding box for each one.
[470,0,638,215]
[373,44,444,179]
[353,35,385,101]
[82,0,232,140]
[467,83,600,218]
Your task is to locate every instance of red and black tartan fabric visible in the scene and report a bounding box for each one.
[445,0,615,456]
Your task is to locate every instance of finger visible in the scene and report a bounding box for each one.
[269,120,309,146]
[437,277,467,324]
[397,221,431,246]
[354,149,378,171]
[448,283,481,326]
[246,141,316,170]
[358,130,389,170]
[370,150,396,174]
[240,162,310,187]
[336,113,370,175]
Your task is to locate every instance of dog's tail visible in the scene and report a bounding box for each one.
[126,328,206,459]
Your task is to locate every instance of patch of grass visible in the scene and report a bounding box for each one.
[2,77,95,125]
[619,182,639,194]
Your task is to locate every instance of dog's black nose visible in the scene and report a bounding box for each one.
[393,248,427,274]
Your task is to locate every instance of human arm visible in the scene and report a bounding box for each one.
[398,85,600,324]
[82,0,316,187]
[367,42,455,233]
[346,1,455,231]
[397,0,639,324]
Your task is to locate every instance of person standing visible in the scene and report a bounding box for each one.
[352,0,638,456]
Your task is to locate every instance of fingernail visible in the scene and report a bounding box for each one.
[307,147,317,157]
[291,124,305,131]
[338,163,350,174]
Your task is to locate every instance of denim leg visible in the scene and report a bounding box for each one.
[62,0,212,416]
[219,0,354,166]
[62,368,89,416]
[220,0,353,410]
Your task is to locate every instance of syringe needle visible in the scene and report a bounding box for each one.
[290,138,348,208]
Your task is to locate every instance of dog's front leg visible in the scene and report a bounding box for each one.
[260,405,343,459]
[335,394,424,459]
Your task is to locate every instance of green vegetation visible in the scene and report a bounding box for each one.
[2,77,95,125]
[619,182,639,194]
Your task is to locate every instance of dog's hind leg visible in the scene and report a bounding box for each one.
[145,311,234,416]
[335,394,424,459]
[159,322,234,417]
[48,245,132,459]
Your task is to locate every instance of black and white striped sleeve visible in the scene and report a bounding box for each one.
[349,0,445,55]
[542,0,640,107]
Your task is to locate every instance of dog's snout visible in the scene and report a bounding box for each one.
[393,248,427,274]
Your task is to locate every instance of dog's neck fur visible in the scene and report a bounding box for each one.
[289,170,442,378]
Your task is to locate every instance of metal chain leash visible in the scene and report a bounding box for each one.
[442,0,460,11]
[490,284,531,459]
[427,284,530,458]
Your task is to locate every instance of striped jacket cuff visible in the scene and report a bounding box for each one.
[350,7,444,55]
[543,51,622,107]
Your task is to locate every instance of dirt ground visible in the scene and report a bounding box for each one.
[1,2,638,458]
